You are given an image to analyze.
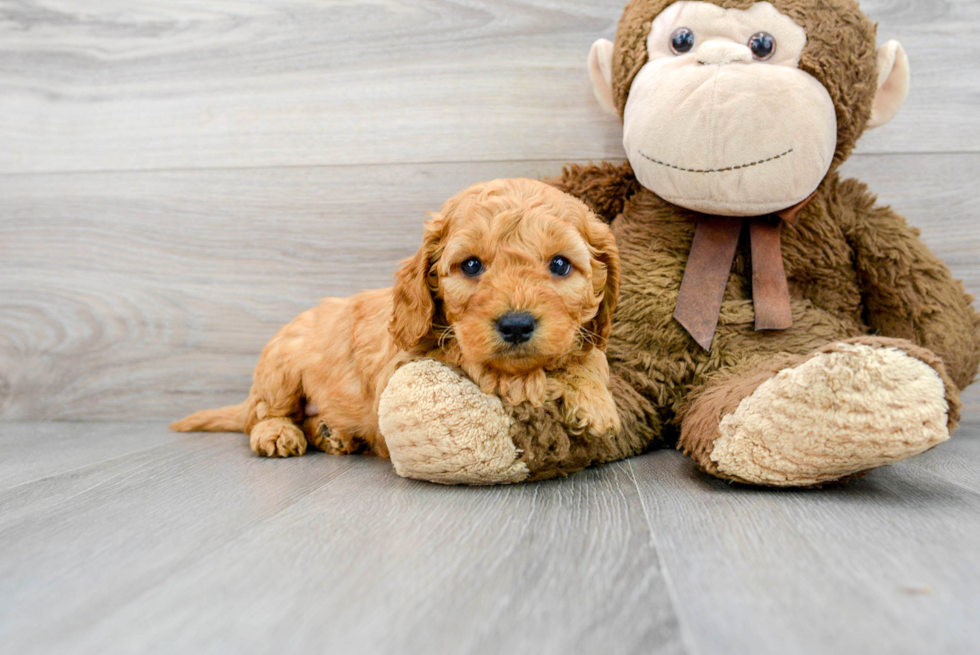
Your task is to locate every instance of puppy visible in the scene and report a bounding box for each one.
[171,178,621,459]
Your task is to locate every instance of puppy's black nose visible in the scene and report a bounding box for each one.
[496,312,537,345]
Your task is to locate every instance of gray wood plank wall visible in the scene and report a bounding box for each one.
[1,0,978,421]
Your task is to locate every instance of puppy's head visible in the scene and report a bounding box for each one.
[391,178,619,377]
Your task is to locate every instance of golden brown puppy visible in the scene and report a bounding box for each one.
[171,178,620,459]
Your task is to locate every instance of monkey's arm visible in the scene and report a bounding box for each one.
[838,177,980,390]
[505,370,660,481]
[377,360,658,484]
[546,161,641,224]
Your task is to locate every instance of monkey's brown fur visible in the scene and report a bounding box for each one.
[497,0,980,483]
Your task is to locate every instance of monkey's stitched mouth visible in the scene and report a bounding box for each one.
[639,148,793,174]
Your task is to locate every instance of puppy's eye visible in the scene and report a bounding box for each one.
[460,257,483,277]
[670,28,695,55]
[748,32,776,60]
[549,256,572,277]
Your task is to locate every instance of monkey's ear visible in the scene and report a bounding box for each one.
[867,40,910,130]
[588,39,618,118]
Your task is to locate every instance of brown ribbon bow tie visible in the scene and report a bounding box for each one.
[673,192,817,351]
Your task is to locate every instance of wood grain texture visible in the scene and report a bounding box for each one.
[0,422,685,655]
[2,421,978,654]
[0,0,977,176]
[0,160,563,420]
[2,155,977,421]
[0,421,178,491]
[628,420,980,655]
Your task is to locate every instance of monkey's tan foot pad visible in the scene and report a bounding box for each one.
[711,342,950,487]
[250,418,308,458]
[379,359,529,485]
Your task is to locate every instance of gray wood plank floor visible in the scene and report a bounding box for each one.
[0,422,686,655]
[2,421,978,655]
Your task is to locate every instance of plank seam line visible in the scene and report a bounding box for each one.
[0,436,228,498]
[0,436,206,495]
[0,158,609,178]
[907,451,980,498]
[1,151,976,178]
[12,458,362,627]
[627,458,702,655]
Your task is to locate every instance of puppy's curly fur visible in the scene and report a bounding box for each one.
[171,178,621,458]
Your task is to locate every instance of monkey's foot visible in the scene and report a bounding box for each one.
[378,360,529,485]
[250,418,308,458]
[709,342,950,486]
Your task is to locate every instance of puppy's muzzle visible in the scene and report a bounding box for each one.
[496,312,536,345]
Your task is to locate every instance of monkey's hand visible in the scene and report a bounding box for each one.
[380,359,632,484]
[378,359,529,485]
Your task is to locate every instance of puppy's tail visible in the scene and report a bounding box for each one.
[170,402,247,433]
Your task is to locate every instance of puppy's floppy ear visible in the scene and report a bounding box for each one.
[390,212,445,350]
[583,216,620,351]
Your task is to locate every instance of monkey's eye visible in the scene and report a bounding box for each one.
[460,257,484,277]
[549,255,572,277]
[670,28,696,55]
[748,32,776,61]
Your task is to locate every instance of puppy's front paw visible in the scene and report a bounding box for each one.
[250,418,308,457]
[378,360,529,485]
[560,385,620,437]
[585,392,621,437]
[550,350,620,437]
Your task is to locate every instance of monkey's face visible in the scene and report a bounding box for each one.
[621,1,838,216]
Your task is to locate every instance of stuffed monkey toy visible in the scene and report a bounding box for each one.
[378,0,980,486]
